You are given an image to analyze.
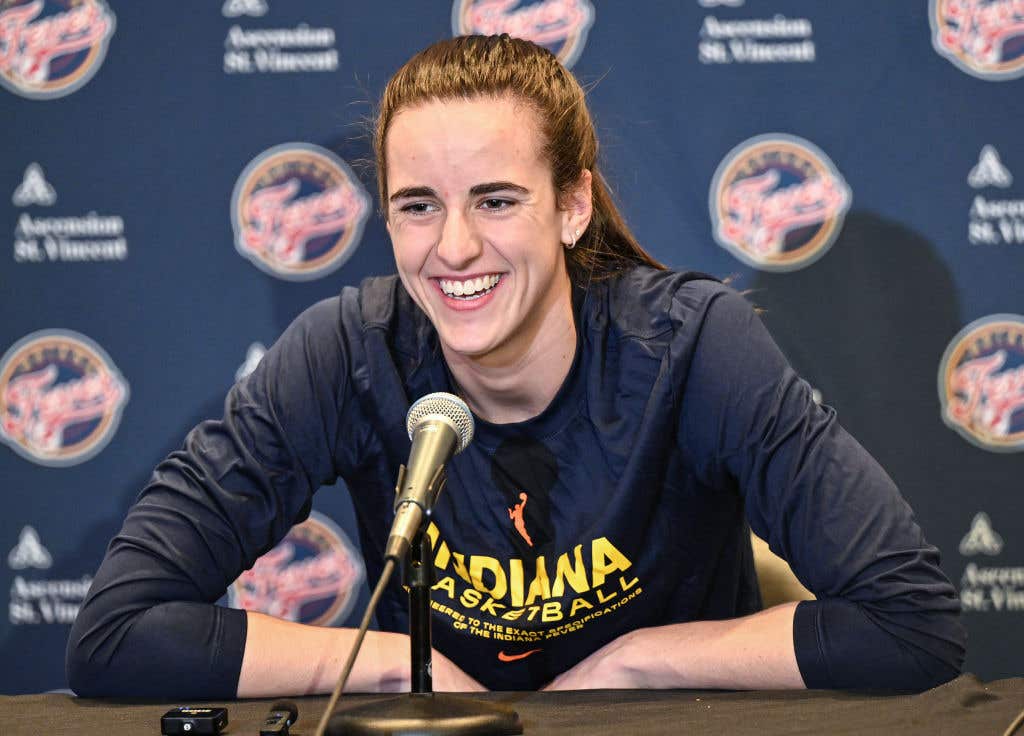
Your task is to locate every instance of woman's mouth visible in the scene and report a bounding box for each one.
[438,274,502,301]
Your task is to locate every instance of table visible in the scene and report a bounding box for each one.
[3,674,1022,736]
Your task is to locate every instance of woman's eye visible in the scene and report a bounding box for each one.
[401,202,436,214]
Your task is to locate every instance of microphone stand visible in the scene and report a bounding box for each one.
[326,526,523,735]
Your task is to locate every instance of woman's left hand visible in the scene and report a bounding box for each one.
[543,605,805,691]
[542,631,642,690]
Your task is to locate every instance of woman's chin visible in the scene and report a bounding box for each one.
[440,339,494,361]
[437,330,505,363]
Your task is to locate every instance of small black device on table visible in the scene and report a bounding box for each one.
[160,706,228,735]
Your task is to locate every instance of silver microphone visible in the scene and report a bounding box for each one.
[384,392,474,561]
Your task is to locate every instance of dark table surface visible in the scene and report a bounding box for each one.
[3,674,1023,736]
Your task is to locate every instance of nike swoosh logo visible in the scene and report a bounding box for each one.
[497,648,543,662]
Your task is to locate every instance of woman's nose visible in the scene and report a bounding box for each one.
[436,210,482,269]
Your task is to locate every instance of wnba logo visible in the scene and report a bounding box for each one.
[452,0,595,68]
[930,0,1024,81]
[228,511,365,626]
[0,330,129,466]
[709,134,851,272]
[939,315,1024,452]
[0,0,116,100]
[230,143,370,281]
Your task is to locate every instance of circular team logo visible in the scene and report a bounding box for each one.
[0,0,117,100]
[709,134,852,272]
[930,0,1024,81]
[939,314,1024,452]
[0,329,129,466]
[228,511,365,626]
[452,0,595,68]
[230,143,370,281]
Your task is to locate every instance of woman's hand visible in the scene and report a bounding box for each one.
[239,613,487,696]
[544,605,804,692]
[432,649,488,691]
[542,631,641,690]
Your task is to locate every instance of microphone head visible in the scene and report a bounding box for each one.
[270,700,298,725]
[406,392,474,453]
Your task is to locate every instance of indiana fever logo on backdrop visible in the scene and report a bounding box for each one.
[452,0,595,68]
[0,0,116,100]
[0,330,128,466]
[930,0,1024,81]
[230,143,370,281]
[227,511,365,626]
[709,134,851,272]
[939,315,1024,452]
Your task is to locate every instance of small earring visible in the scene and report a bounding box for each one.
[565,228,580,250]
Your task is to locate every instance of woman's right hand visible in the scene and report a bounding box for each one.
[238,612,486,696]
[431,648,488,692]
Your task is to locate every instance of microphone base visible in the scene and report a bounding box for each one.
[325,692,522,736]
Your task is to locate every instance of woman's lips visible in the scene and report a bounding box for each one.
[434,274,503,311]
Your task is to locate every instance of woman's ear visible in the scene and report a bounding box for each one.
[560,169,594,245]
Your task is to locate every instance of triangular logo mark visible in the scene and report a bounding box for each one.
[8,526,53,570]
[12,163,57,207]
[222,0,268,18]
[968,145,1013,189]
[959,512,1004,556]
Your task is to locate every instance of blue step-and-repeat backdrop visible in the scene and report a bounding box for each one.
[2,0,1023,695]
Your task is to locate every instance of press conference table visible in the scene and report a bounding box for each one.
[4,675,1023,736]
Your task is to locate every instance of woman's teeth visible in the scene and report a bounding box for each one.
[439,274,501,299]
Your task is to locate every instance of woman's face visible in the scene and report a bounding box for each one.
[385,96,584,367]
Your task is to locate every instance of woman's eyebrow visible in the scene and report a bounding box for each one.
[390,182,530,203]
[470,182,529,196]
[390,186,436,202]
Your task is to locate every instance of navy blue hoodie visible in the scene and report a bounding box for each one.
[66,267,965,696]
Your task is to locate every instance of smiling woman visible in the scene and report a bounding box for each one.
[374,35,661,281]
[385,97,584,419]
[375,34,661,422]
[67,34,965,701]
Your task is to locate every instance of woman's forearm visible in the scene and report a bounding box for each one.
[546,602,804,691]
[622,602,804,689]
[237,611,486,697]
[237,612,408,697]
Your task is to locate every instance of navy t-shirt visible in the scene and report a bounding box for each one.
[66,267,965,696]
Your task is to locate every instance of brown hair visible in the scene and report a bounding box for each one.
[374,34,664,282]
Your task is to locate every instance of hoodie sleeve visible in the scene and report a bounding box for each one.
[66,296,361,698]
[677,285,965,690]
